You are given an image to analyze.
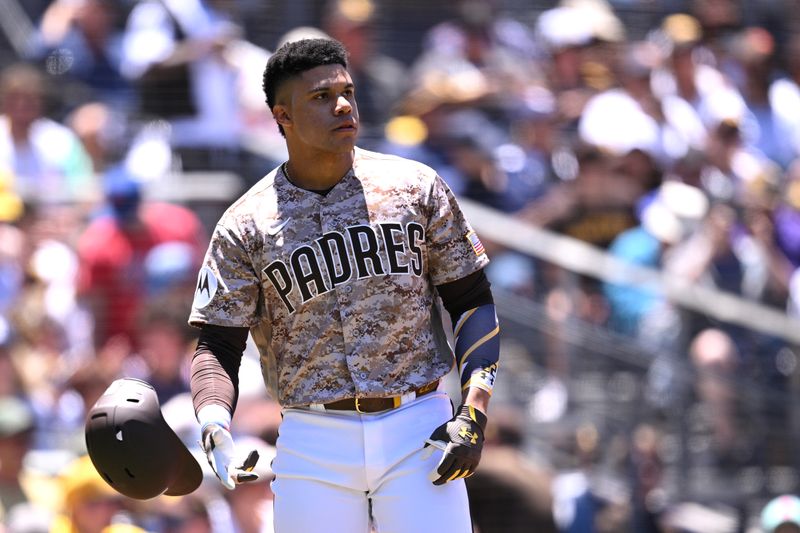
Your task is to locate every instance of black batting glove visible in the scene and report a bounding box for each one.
[424,404,487,485]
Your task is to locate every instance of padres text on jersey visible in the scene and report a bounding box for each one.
[263,221,425,313]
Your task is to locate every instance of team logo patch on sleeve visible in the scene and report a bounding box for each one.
[466,231,486,257]
[193,266,218,309]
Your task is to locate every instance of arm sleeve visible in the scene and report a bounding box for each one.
[436,269,500,395]
[436,269,494,325]
[190,324,250,416]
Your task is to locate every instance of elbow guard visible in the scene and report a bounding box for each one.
[453,304,500,394]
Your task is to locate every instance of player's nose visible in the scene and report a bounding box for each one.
[334,95,352,114]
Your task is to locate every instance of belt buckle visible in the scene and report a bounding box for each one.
[355,397,365,414]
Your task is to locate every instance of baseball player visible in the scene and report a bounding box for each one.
[189,38,501,532]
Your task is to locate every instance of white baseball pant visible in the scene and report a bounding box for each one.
[270,391,473,533]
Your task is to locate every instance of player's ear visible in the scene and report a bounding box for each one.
[273,105,291,129]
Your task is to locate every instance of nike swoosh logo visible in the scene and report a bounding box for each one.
[267,218,291,236]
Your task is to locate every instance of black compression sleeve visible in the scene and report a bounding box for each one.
[190,324,249,416]
[436,269,494,325]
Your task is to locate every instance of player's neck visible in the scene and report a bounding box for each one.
[284,149,355,191]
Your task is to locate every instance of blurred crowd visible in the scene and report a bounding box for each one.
[1,0,800,531]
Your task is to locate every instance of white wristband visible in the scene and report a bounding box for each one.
[197,404,232,430]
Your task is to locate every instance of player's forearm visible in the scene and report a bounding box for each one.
[463,386,491,414]
[454,303,500,412]
[190,324,249,417]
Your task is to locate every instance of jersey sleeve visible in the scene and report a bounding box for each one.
[425,174,490,286]
[189,223,263,328]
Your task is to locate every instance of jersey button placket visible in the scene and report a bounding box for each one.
[319,183,368,391]
[319,203,360,384]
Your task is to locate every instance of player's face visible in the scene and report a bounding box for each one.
[278,64,359,154]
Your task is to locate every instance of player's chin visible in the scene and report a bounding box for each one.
[329,133,358,150]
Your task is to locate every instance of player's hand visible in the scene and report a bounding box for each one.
[423,404,487,485]
[200,423,259,490]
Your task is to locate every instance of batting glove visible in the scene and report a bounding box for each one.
[201,423,260,490]
[198,405,259,490]
[424,404,487,485]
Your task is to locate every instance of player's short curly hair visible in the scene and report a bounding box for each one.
[262,37,348,115]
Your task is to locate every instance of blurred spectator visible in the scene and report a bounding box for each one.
[551,422,631,533]
[787,266,800,319]
[440,109,510,209]
[771,161,800,309]
[143,241,201,299]
[50,358,116,454]
[689,0,743,58]
[0,167,24,226]
[9,272,76,417]
[650,13,731,113]
[0,396,36,521]
[520,143,642,249]
[769,34,800,167]
[736,161,796,309]
[628,423,666,533]
[0,204,25,320]
[0,329,26,398]
[378,102,471,196]
[465,404,557,533]
[321,0,408,141]
[410,0,539,116]
[529,267,609,424]
[579,39,706,170]
[725,27,797,168]
[5,500,55,533]
[664,198,779,307]
[30,0,132,109]
[76,166,205,348]
[120,0,246,173]
[133,297,195,404]
[50,455,125,533]
[761,494,800,533]
[143,493,213,533]
[688,328,747,467]
[504,86,562,199]
[604,180,709,338]
[476,88,562,297]
[6,211,94,415]
[695,91,771,207]
[658,199,782,378]
[0,63,96,205]
[535,0,625,129]
[66,102,129,175]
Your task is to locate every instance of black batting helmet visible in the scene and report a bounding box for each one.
[85,378,202,500]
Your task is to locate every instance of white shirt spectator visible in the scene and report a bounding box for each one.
[0,115,95,204]
[121,0,241,149]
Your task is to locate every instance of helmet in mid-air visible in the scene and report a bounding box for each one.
[85,378,202,500]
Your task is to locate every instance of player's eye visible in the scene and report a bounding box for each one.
[313,92,328,100]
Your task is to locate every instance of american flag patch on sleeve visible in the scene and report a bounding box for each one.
[466,231,486,257]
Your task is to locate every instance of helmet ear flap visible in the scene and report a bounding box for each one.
[85,378,203,500]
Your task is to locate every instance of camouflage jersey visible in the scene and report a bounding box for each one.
[189,147,490,407]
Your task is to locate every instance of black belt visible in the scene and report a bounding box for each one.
[320,380,440,413]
